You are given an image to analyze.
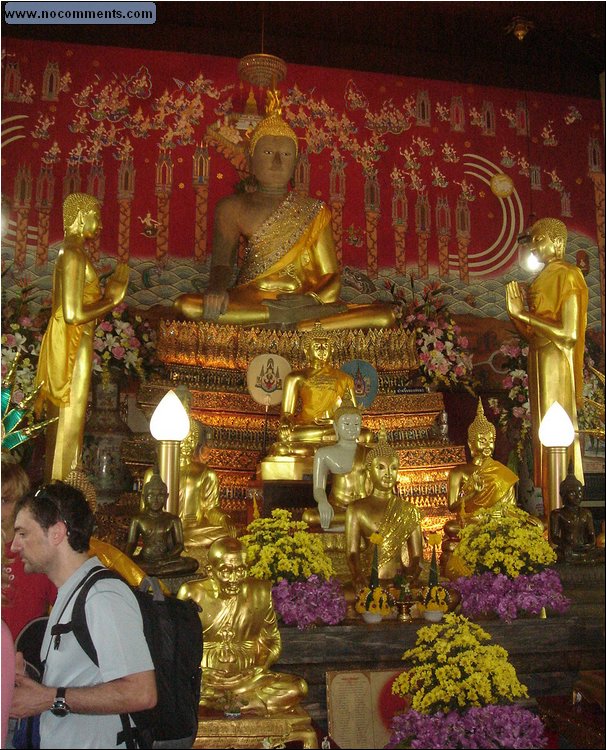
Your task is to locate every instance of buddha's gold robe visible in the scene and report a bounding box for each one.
[526,260,588,487]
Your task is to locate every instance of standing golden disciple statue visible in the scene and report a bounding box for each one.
[176,536,308,715]
[34,193,129,481]
[345,432,423,591]
[175,94,395,330]
[505,218,588,512]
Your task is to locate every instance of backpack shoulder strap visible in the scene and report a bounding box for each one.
[47,565,108,661]
[69,567,125,666]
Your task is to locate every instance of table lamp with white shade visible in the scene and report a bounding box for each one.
[538,401,576,529]
[149,389,190,515]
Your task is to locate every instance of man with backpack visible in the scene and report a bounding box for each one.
[9,482,157,749]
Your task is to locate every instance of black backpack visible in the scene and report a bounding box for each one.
[50,566,203,749]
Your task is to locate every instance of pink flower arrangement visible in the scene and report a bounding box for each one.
[93,303,156,382]
[487,339,531,462]
[450,569,570,623]
[1,284,50,403]
[271,575,347,629]
[388,277,477,395]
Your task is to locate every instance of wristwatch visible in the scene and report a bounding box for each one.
[50,687,71,717]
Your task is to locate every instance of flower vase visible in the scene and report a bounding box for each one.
[422,610,444,623]
[361,611,382,624]
[82,372,133,505]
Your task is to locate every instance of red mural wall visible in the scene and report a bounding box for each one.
[1,38,604,302]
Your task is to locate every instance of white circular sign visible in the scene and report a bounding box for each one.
[246,354,291,406]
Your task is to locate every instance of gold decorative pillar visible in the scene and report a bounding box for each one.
[436,196,451,279]
[415,193,430,279]
[155,147,173,267]
[330,150,346,264]
[416,233,428,279]
[35,164,54,266]
[392,184,408,274]
[87,164,105,263]
[192,142,210,261]
[12,164,32,269]
[364,173,380,276]
[117,156,135,263]
[62,163,82,200]
[294,150,310,196]
[455,194,471,284]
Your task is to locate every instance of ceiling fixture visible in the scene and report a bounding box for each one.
[506,16,535,42]
[237,4,286,91]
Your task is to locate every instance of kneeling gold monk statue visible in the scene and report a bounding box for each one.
[175,91,395,331]
[177,536,308,715]
[125,470,198,577]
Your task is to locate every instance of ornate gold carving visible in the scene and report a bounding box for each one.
[158,321,418,373]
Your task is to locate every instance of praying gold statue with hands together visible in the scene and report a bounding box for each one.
[35,193,130,482]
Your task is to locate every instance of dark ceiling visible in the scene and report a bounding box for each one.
[2,1,605,98]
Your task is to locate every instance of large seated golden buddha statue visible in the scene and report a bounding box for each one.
[175,91,395,331]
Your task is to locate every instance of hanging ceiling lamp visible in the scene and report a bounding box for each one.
[505,16,535,42]
[237,5,287,92]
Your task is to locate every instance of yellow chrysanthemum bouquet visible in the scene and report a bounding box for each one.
[392,613,529,714]
[354,533,396,616]
[387,613,547,748]
[240,508,334,583]
[455,515,556,578]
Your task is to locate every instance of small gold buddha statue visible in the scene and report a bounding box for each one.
[174,91,395,331]
[125,470,198,578]
[448,399,542,528]
[262,324,375,486]
[176,536,308,715]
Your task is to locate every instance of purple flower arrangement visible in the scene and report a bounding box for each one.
[450,569,570,623]
[386,705,547,749]
[271,575,347,630]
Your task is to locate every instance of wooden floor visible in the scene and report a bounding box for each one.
[275,563,605,734]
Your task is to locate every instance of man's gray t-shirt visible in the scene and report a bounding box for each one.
[40,557,153,749]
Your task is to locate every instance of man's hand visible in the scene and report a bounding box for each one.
[204,291,229,321]
[10,673,53,719]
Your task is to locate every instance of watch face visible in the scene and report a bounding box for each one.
[51,699,70,717]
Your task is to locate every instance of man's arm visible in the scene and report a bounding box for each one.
[10,670,157,719]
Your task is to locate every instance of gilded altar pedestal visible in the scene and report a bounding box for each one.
[194,705,318,749]
[133,320,465,534]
